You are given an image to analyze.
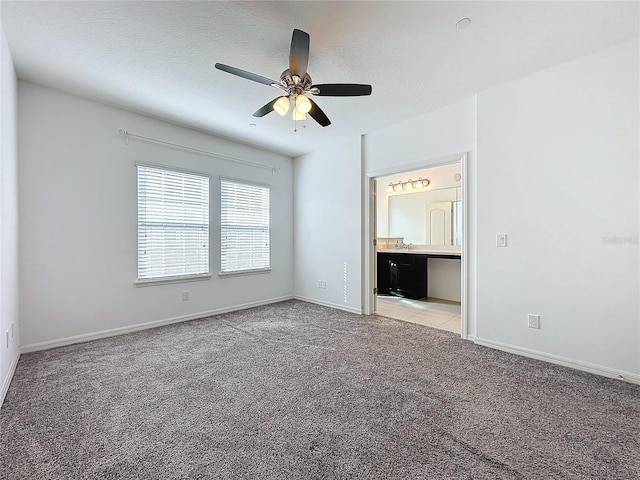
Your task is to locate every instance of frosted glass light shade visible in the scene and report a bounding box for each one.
[295,95,312,114]
[274,96,290,116]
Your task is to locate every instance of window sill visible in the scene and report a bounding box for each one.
[135,274,212,287]
[218,268,271,278]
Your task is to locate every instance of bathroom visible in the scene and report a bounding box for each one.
[375,162,462,333]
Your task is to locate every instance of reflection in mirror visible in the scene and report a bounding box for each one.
[388,187,461,246]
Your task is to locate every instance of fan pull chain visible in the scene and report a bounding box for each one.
[293,117,306,133]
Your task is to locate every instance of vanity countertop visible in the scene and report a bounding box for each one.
[377,249,461,256]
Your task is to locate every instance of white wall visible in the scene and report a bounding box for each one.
[364,98,477,174]
[427,258,461,302]
[18,82,293,348]
[293,136,362,313]
[476,40,639,379]
[0,27,20,406]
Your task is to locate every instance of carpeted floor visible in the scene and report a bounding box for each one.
[1,300,638,479]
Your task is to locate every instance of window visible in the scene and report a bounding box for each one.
[220,178,270,274]
[137,164,210,283]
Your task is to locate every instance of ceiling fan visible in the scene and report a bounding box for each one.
[215,29,372,128]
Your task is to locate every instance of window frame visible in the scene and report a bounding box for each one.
[135,161,211,287]
[219,176,271,277]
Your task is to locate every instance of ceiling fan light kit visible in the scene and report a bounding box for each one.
[215,29,372,130]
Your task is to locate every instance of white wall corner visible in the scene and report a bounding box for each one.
[0,352,20,409]
[0,25,21,410]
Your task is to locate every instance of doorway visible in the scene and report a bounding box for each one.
[365,154,468,338]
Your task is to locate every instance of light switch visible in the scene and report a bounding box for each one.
[496,234,507,247]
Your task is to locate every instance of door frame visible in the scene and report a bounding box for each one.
[363,152,470,339]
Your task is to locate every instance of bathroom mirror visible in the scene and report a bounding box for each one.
[388,187,462,246]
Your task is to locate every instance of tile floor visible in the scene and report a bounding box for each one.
[375,295,461,334]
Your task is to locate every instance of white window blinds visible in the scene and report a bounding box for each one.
[220,178,270,274]
[137,164,210,281]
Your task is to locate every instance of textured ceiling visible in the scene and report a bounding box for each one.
[1,1,638,157]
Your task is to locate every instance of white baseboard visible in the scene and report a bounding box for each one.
[294,295,363,315]
[1,352,20,409]
[474,337,640,385]
[20,295,294,353]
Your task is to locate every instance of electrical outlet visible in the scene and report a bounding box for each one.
[496,234,508,247]
[318,280,327,289]
[528,314,540,329]
[181,291,189,301]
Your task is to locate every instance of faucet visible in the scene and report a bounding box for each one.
[395,240,412,250]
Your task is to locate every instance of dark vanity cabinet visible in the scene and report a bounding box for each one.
[377,253,428,299]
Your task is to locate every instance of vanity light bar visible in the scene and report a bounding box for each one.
[386,177,430,193]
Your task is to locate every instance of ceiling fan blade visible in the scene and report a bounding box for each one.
[289,29,310,79]
[308,98,331,127]
[310,84,372,96]
[215,63,278,87]
[253,98,280,117]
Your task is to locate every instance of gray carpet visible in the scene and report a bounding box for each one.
[1,300,638,479]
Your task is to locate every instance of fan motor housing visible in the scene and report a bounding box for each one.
[280,69,312,95]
